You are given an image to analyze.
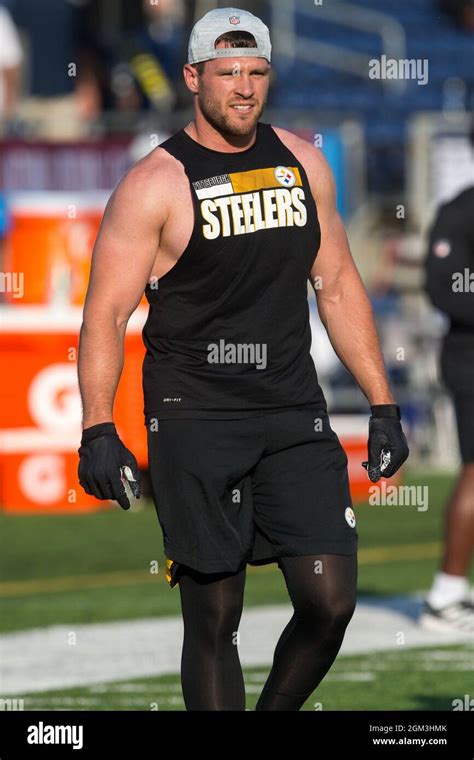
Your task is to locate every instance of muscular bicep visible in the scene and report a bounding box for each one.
[83,167,166,325]
[308,154,364,315]
[311,206,358,285]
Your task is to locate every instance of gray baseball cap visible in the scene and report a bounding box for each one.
[188,7,272,65]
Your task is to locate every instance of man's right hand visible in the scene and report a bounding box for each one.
[78,422,141,510]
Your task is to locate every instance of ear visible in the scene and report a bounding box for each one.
[183,63,201,94]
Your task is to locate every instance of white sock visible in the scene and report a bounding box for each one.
[426,572,469,609]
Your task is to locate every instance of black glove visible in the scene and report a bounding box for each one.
[78,422,141,510]
[362,404,409,483]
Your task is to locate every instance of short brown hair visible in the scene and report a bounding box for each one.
[192,31,258,75]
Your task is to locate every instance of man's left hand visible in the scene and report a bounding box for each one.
[362,404,409,483]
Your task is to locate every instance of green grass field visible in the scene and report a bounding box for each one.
[1,472,473,710]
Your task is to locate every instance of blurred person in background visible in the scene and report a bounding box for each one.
[112,0,185,113]
[422,179,474,633]
[8,0,102,139]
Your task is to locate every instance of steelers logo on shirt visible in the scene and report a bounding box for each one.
[274,166,297,188]
[345,507,356,528]
[194,166,308,240]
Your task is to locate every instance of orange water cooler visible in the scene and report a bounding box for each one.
[0,191,148,514]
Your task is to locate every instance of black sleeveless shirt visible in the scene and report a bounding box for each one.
[142,121,327,419]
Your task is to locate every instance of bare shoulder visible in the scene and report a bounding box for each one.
[106,146,187,221]
[271,125,335,196]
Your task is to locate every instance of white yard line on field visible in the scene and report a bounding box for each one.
[0,594,471,696]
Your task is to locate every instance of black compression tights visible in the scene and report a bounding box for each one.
[177,554,357,711]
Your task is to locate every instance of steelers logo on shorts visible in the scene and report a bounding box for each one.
[345,507,356,528]
[274,166,297,188]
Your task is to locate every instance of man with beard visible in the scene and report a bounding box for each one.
[78,8,409,710]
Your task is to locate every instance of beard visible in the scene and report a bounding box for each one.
[198,92,266,137]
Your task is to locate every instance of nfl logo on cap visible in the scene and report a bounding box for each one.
[229,15,240,25]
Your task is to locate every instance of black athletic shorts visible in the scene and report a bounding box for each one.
[146,407,358,588]
[441,332,474,463]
